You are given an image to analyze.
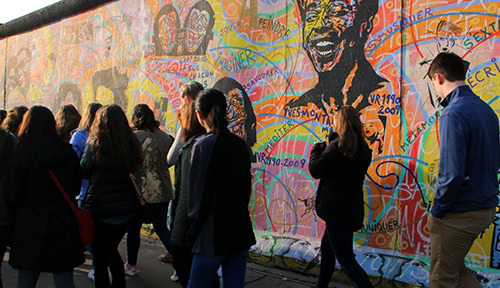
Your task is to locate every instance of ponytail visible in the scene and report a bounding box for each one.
[195,88,228,135]
[210,105,228,134]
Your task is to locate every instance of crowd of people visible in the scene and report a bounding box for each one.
[0,83,256,288]
[0,52,498,288]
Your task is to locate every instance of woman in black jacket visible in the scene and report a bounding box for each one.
[309,105,374,288]
[81,104,143,288]
[7,106,84,287]
[187,88,255,288]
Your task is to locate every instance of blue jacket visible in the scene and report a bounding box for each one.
[431,85,499,219]
[69,129,89,201]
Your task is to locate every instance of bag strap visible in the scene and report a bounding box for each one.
[48,169,78,214]
[129,173,146,205]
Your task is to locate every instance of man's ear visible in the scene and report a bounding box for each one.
[432,73,444,85]
[436,73,445,85]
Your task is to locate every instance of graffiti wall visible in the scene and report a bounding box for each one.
[1,0,499,286]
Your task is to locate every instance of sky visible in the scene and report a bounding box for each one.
[0,0,61,24]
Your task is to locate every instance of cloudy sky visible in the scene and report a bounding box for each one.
[0,0,60,24]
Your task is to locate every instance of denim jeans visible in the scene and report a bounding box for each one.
[317,224,374,288]
[17,269,74,288]
[188,250,248,288]
[127,202,174,265]
[0,225,9,288]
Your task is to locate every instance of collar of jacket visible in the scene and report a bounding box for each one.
[182,133,203,149]
[440,85,475,108]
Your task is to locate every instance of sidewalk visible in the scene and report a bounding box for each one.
[1,237,355,288]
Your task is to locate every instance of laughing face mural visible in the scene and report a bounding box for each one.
[302,0,357,73]
[287,0,391,155]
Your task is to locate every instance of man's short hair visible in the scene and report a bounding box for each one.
[426,52,470,81]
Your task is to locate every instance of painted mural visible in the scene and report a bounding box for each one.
[1,0,499,286]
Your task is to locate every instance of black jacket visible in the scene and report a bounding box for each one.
[0,130,16,225]
[6,136,84,272]
[81,141,137,219]
[171,134,201,248]
[309,134,372,231]
[188,132,256,256]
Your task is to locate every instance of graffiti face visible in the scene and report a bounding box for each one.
[154,1,214,56]
[185,8,211,53]
[226,88,247,138]
[158,11,179,54]
[301,0,357,73]
[434,20,462,52]
[214,77,257,149]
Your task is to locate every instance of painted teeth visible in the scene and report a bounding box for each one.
[318,50,332,56]
[316,41,334,47]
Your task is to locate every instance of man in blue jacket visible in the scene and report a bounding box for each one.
[426,52,499,287]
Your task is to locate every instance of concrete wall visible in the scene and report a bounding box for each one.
[1,0,499,286]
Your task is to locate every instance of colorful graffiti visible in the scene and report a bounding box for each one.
[1,0,499,286]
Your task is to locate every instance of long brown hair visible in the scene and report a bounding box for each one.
[78,103,102,131]
[55,104,81,142]
[335,105,367,158]
[177,81,205,143]
[17,106,58,145]
[88,105,143,172]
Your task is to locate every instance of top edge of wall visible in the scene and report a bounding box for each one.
[0,0,114,39]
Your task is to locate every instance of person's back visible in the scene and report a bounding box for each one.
[433,85,499,215]
[0,129,17,288]
[5,106,84,287]
[134,128,174,203]
[197,131,255,255]
[0,130,16,225]
[8,134,84,271]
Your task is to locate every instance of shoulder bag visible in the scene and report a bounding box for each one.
[48,170,94,246]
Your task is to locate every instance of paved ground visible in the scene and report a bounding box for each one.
[1,237,355,288]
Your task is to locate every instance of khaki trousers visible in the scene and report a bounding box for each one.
[429,208,496,288]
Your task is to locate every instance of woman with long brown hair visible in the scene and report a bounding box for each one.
[309,105,374,288]
[169,81,206,286]
[81,104,143,288]
[6,106,84,287]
